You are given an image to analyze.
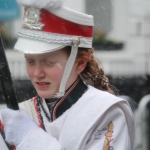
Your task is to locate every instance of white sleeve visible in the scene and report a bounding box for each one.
[16,128,65,150]
[0,114,9,150]
[84,104,132,150]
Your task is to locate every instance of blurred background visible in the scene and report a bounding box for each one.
[0,0,150,149]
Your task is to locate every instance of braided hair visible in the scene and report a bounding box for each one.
[64,46,116,94]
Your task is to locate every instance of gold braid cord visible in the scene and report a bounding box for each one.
[102,121,114,150]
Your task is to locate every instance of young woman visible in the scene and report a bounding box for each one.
[0,0,135,150]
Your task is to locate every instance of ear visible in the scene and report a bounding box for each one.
[75,58,87,74]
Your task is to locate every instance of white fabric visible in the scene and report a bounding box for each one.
[58,86,135,150]
[0,85,135,150]
[0,134,9,150]
[1,109,38,146]
[17,105,132,150]
[17,128,65,150]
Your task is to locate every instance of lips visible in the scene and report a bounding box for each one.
[37,82,49,85]
[36,82,50,88]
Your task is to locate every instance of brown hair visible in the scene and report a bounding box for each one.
[64,46,115,94]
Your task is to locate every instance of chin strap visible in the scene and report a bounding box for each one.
[52,36,80,98]
[52,46,78,98]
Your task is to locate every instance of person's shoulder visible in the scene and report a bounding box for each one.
[85,85,133,115]
[86,85,123,103]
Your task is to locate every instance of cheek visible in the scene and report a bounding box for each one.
[42,61,66,88]
[50,61,69,83]
[47,66,64,81]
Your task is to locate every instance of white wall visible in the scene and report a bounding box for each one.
[107,0,128,42]
[127,0,150,54]
[11,7,23,38]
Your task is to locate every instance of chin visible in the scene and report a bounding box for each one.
[37,91,54,99]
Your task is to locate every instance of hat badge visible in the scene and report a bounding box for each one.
[22,8,45,30]
[72,36,80,47]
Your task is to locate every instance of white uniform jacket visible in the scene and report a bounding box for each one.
[0,79,135,150]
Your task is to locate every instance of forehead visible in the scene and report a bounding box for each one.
[24,49,67,60]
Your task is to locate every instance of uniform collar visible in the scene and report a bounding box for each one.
[52,77,87,120]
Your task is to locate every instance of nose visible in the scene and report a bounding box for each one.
[33,63,45,78]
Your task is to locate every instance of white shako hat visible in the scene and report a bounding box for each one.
[14,0,94,98]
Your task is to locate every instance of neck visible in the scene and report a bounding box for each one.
[45,77,79,103]
[45,98,58,103]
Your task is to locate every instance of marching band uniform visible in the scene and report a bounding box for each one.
[0,0,135,149]
[0,78,135,150]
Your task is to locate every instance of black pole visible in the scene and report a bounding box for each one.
[0,34,19,110]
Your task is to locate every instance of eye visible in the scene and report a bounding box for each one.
[26,60,35,66]
[43,61,55,67]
